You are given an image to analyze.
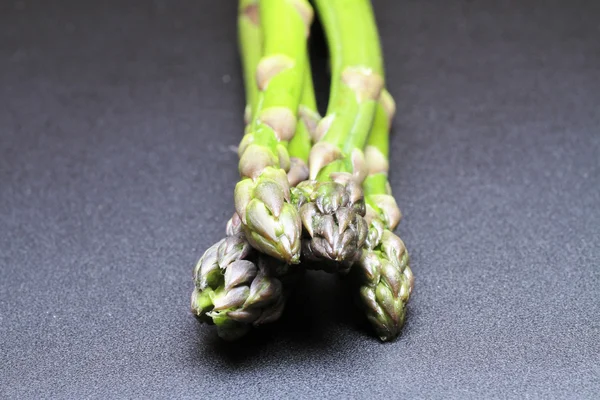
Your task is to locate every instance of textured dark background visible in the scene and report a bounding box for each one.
[1,0,599,398]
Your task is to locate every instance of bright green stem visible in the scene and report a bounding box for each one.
[253,0,308,130]
[234,0,311,263]
[314,0,384,153]
[366,94,390,159]
[361,90,403,231]
[238,0,262,121]
[239,0,314,162]
[288,60,317,163]
[316,158,354,181]
[363,173,388,198]
[299,59,317,111]
[363,96,391,198]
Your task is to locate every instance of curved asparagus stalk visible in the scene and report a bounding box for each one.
[352,90,414,342]
[293,0,384,272]
[234,0,313,263]
[191,213,303,341]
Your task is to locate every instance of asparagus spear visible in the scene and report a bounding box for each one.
[287,63,320,186]
[292,0,384,272]
[352,90,414,342]
[234,0,313,263]
[190,0,316,340]
[239,0,261,127]
[191,213,303,341]
[240,0,318,163]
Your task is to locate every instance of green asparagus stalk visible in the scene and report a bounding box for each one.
[287,63,320,186]
[239,0,261,126]
[292,0,384,272]
[240,0,318,167]
[190,0,315,340]
[363,90,401,230]
[234,0,313,263]
[352,90,414,342]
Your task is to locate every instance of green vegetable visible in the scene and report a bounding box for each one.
[352,91,414,342]
[191,0,415,342]
[191,214,302,341]
[292,0,385,272]
[234,0,313,263]
[287,61,320,186]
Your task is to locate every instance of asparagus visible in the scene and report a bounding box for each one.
[287,63,320,186]
[351,90,414,342]
[191,213,303,341]
[240,0,319,164]
[239,0,261,127]
[190,0,315,341]
[292,0,384,272]
[191,0,414,343]
[234,0,313,263]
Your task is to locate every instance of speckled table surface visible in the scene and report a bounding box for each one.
[1,1,599,398]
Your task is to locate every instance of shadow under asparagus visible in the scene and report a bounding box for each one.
[189,268,380,364]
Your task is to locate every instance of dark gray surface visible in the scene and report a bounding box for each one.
[1,0,599,398]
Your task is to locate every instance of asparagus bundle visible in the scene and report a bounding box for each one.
[291,0,386,273]
[191,0,414,342]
